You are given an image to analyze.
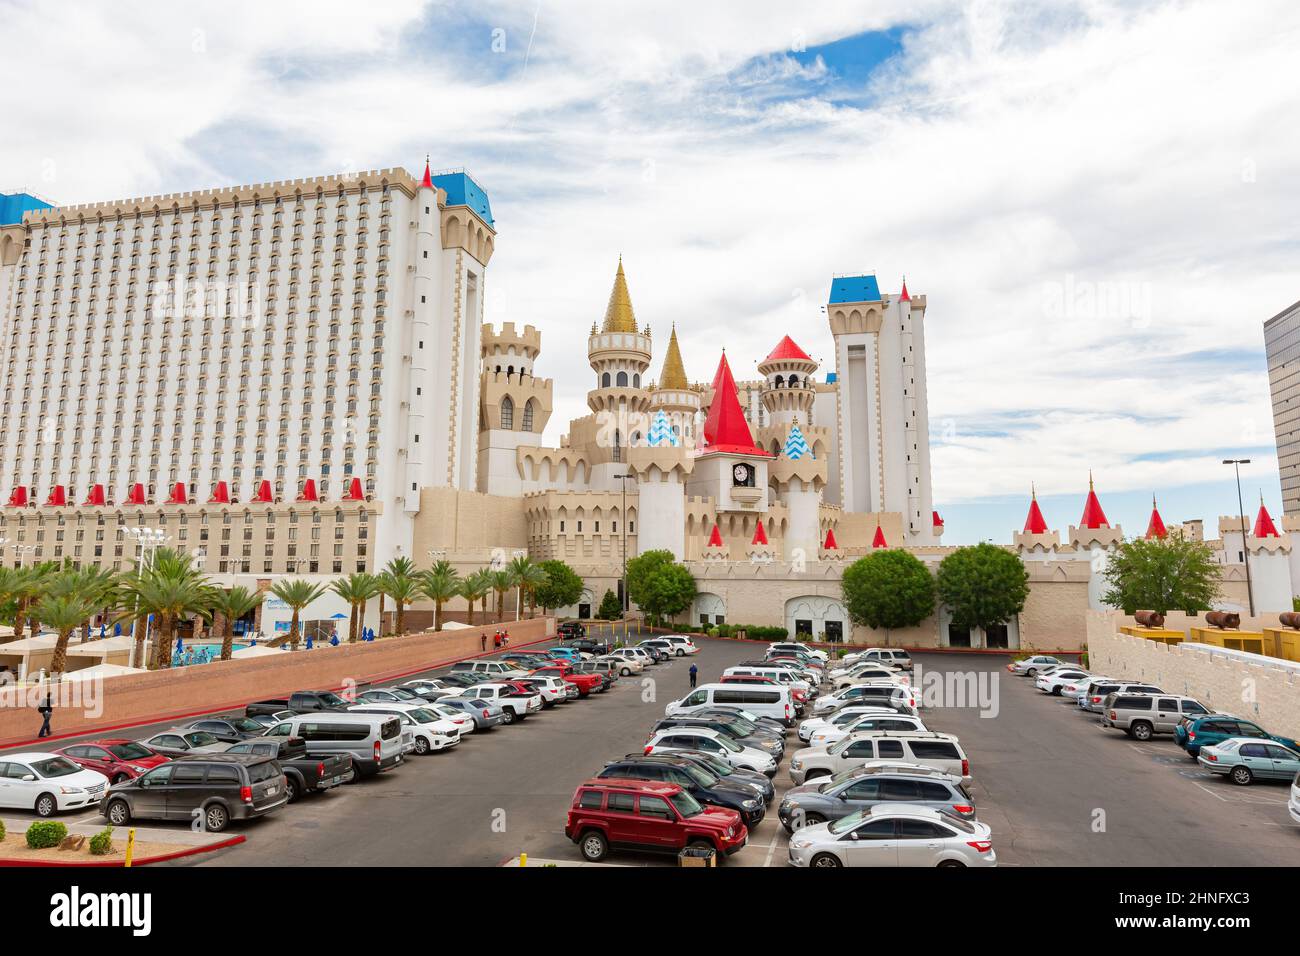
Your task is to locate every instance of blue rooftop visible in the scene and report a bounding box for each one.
[828,274,881,304]
[0,191,54,226]
[430,171,494,227]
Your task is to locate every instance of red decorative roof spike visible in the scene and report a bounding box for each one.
[900,276,910,302]
[1024,486,1049,534]
[1079,473,1108,529]
[45,485,67,507]
[252,480,274,503]
[702,352,768,456]
[825,527,840,550]
[707,523,724,548]
[125,483,147,505]
[751,521,769,546]
[83,484,106,506]
[932,510,944,528]
[420,159,434,190]
[297,478,319,502]
[870,525,886,549]
[763,335,812,364]
[208,481,230,504]
[1254,500,1280,538]
[6,486,28,507]
[345,477,365,501]
[1145,495,1168,539]
[166,482,188,505]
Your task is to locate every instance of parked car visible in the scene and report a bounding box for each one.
[140,729,233,758]
[247,710,296,730]
[659,635,700,655]
[608,647,657,668]
[842,648,913,672]
[183,715,268,742]
[458,682,544,722]
[530,662,604,696]
[723,665,814,700]
[101,753,289,832]
[1100,693,1210,740]
[500,652,553,671]
[603,649,647,674]
[449,659,529,680]
[830,665,909,691]
[437,695,508,730]
[423,701,479,735]
[691,706,787,735]
[598,755,766,826]
[556,620,586,640]
[779,763,974,831]
[571,660,622,684]
[1035,668,1092,695]
[1198,738,1300,785]
[561,637,613,656]
[565,777,747,862]
[1175,714,1299,759]
[0,753,109,817]
[645,726,778,776]
[789,731,970,786]
[441,672,490,689]
[798,706,902,743]
[397,679,460,702]
[1290,773,1300,825]
[245,690,350,716]
[637,643,671,663]
[650,717,784,759]
[355,686,430,706]
[1079,680,1164,713]
[1061,676,1109,700]
[769,642,830,664]
[56,739,169,784]
[812,682,916,717]
[263,712,406,777]
[666,749,776,803]
[666,682,796,726]
[513,674,572,707]
[807,712,928,748]
[639,639,686,659]
[224,736,353,800]
[1007,655,1062,676]
[787,804,995,868]
[348,703,462,755]
[545,647,587,664]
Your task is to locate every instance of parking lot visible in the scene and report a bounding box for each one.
[2,635,1297,866]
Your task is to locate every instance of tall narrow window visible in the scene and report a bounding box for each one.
[522,399,534,432]
[500,395,514,430]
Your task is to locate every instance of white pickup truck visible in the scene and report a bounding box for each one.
[455,682,544,723]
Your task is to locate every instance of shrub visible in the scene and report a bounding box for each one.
[597,589,622,620]
[89,826,114,856]
[25,820,68,850]
[0,818,5,841]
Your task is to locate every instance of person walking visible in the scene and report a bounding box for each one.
[502,629,510,648]
[688,663,698,688]
[37,692,53,738]
[480,633,487,652]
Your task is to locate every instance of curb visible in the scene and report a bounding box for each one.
[0,834,245,867]
[692,634,1083,657]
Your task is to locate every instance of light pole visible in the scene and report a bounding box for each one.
[1223,459,1255,617]
[616,472,637,619]
[15,545,35,568]
[126,527,169,667]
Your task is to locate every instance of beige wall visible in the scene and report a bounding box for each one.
[414,486,527,554]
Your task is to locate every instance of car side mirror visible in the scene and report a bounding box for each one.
[849,831,860,840]
[22,774,36,782]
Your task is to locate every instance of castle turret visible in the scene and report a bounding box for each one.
[1014,485,1062,558]
[1069,474,1123,609]
[477,322,554,496]
[757,335,818,430]
[649,324,702,448]
[625,408,694,560]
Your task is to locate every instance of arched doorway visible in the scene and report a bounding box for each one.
[785,596,848,642]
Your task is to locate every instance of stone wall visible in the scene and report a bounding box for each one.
[1086,610,1300,740]
[0,617,553,747]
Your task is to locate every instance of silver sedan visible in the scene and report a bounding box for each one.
[787,804,996,868]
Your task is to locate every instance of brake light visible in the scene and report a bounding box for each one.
[952,804,974,815]
[785,704,791,718]
[961,758,970,778]
[374,741,382,763]
[240,785,253,804]
[1108,710,1116,720]
[1203,752,1217,762]
[1091,696,1101,703]
[1188,731,1196,741]
[966,840,993,853]
[644,745,653,754]
[317,762,325,777]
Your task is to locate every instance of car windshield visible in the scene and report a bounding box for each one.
[712,734,741,753]
[407,708,439,723]
[680,763,718,786]
[183,732,219,747]
[317,692,348,706]
[828,810,869,834]
[109,742,154,760]
[828,737,854,756]
[30,757,82,777]
[231,717,263,732]
[389,689,420,700]
[668,790,705,817]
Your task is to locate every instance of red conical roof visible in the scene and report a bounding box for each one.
[1079,474,1108,529]
[870,525,887,549]
[45,485,67,507]
[751,521,769,546]
[208,480,230,504]
[167,482,188,505]
[702,353,766,455]
[252,480,274,503]
[825,527,840,550]
[1024,487,1049,534]
[345,477,365,501]
[932,510,943,528]
[125,483,147,505]
[900,276,910,302]
[419,159,434,190]
[1145,495,1168,539]
[6,486,28,507]
[1254,500,1280,538]
[297,478,319,502]
[707,523,724,548]
[83,484,106,506]
[763,335,812,364]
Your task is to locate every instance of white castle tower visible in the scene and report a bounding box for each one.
[476,322,553,497]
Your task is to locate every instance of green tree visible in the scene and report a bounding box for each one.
[842,550,936,638]
[269,579,328,650]
[936,543,1030,632]
[489,568,517,623]
[116,548,213,668]
[597,588,623,620]
[377,556,417,634]
[626,550,675,606]
[420,565,461,631]
[533,560,584,613]
[379,567,421,636]
[460,569,493,626]
[626,550,697,625]
[206,587,265,661]
[330,573,380,643]
[508,555,549,617]
[37,588,101,675]
[1101,534,1221,614]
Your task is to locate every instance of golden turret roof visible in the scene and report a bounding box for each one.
[658,324,688,390]
[601,257,639,333]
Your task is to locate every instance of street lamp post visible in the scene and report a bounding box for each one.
[1223,459,1255,617]
[15,545,35,568]
[126,527,169,668]
[616,473,637,618]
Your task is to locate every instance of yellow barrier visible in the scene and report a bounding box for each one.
[1189,627,1267,655]
[1120,625,1185,645]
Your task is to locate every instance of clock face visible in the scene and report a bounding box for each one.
[733,464,750,483]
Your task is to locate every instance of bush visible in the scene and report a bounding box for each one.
[712,623,789,640]
[597,589,622,620]
[25,820,68,850]
[89,826,114,856]
[842,550,936,632]
[0,818,5,841]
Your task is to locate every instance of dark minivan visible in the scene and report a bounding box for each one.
[101,753,289,832]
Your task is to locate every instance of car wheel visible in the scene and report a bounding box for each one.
[500,709,516,725]
[805,769,829,781]
[1026,668,1037,677]
[810,853,842,868]
[414,736,431,755]
[621,668,632,676]
[580,830,609,862]
[34,793,57,818]
[286,776,304,802]
[107,799,132,825]
[1231,766,1253,786]
[204,803,230,833]
[803,812,827,826]
[938,860,966,868]
[1131,721,1154,742]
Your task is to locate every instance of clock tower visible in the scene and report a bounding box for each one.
[685,352,772,514]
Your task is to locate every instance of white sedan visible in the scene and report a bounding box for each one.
[807,713,928,748]
[787,805,997,868]
[798,705,901,742]
[1035,669,1091,695]
[1007,655,1061,676]
[0,752,109,817]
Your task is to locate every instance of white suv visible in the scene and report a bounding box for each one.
[798,705,901,742]
[659,635,700,656]
[807,712,928,748]
[645,726,778,776]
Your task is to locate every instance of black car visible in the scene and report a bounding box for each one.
[560,637,611,656]
[637,644,670,663]
[599,755,766,825]
[100,754,289,832]
[692,707,788,735]
[653,715,786,753]
[663,749,776,804]
[556,621,586,639]
[441,672,488,688]
[184,715,268,743]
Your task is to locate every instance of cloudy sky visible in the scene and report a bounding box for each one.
[3,0,1296,543]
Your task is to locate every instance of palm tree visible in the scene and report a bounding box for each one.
[508,555,548,618]
[460,569,491,626]
[419,565,460,631]
[37,589,101,675]
[489,568,516,623]
[48,565,118,644]
[376,557,417,635]
[330,572,379,643]
[207,587,265,661]
[0,566,21,643]
[379,570,421,637]
[9,565,49,642]
[116,548,212,669]
[268,579,328,650]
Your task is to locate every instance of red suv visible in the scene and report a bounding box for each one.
[56,738,170,784]
[532,664,603,697]
[565,777,748,862]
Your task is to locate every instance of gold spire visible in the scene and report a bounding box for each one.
[659,323,688,390]
[601,257,639,333]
